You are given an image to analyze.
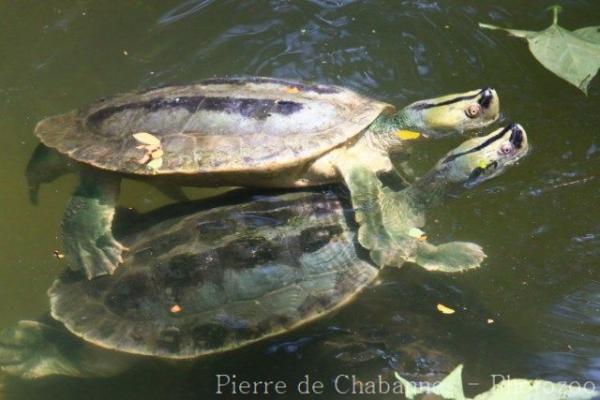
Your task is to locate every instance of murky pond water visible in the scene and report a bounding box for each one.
[1,0,599,398]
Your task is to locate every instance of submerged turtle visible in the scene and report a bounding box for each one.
[28,77,499,279]
[0,125,527,378]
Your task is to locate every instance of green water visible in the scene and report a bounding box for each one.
[1,0,599,398]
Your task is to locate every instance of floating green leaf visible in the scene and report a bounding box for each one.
[396,364,599,400]
[479,6,600,94]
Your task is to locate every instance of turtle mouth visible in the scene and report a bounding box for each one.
[464,161,498,188]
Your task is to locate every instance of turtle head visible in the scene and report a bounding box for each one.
[405,87,499,136]
[438,123,528,187]
[26,144,72,205]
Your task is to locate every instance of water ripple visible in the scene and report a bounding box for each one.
[158,0,215,25]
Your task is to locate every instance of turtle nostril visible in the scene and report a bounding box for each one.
[478,87,494,109]
[509,126,524,148]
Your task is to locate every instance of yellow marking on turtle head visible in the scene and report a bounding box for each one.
[477,159,489,169]
[395,130,421,140]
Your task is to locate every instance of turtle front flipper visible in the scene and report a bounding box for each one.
[340,166,485,273]
[0,320,132,379]
[63,170,126,279]
[338,165,420,268]
[414,241,486,273]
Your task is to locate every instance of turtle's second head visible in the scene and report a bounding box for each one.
[405,88,499,136]
[437,123,528,187]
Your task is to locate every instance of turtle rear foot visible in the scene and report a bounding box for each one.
[0,321,82,379]
[0,320,133,379]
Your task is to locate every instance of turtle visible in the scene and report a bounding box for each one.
[0,124,527,378]
[27,76,500,279]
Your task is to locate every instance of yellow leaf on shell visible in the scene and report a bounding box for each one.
[286,86,300,94]
[133,132,161,147]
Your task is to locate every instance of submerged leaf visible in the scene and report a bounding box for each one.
[480,6,600,94]
[396,365,466,400]
[170,304,182,313]
[437,303,456,314]
[396,364,599,400]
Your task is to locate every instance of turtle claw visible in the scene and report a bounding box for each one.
[66,233,127,279]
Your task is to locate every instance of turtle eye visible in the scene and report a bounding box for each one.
[465,104,481,118]
[499,142,513,155]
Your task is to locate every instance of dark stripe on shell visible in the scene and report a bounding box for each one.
[104,273,156,316]
[140,220,344,298]
[149,236,277,296]
[201,76,340,94]
[442,124,513,164]
[300,225,344,253]
[410,89,484,110]
[87,96,304,127]
[219,237,277,267]
[194,204,299,241]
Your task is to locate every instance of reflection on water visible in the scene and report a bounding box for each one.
[158,0,215,25]
[533,281,600,385]
[0,0,600,399]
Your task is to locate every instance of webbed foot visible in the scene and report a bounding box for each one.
[415,241,486,273]
[338,165,424,268]
[64,226,127,279]
[0,321,81,379]
[0,320,133,379]
[62,171,125,279]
